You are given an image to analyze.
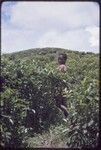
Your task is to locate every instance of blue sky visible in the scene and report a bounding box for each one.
[1,1,99,54]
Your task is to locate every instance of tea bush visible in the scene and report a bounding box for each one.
[1,48,99,148]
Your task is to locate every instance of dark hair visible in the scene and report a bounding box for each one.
[58,53,67,65]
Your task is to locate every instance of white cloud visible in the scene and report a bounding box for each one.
[9,2,99,30]
[1,27,38,53]
[85,26,99,47]
[36,28,93,52]
[1,1,99,53]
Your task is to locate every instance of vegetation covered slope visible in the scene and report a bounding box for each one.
[1,48,99,148]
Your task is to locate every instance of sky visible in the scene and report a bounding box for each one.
[1,1,99,54]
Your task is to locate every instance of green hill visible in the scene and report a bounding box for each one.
[1,48,99,148]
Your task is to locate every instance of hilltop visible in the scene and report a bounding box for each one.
[2,47,97,58]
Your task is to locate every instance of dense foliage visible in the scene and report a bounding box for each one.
[1,48,99,148]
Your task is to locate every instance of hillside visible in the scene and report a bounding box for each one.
[1,48,99,148]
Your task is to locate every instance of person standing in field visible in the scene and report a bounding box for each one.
[54,53,69,122]
[57,53,67,73]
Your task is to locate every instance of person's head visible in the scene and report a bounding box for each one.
[58,53,67,65]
